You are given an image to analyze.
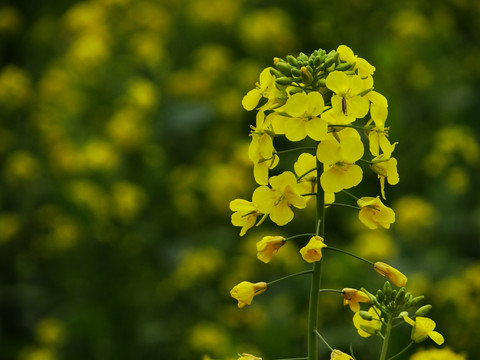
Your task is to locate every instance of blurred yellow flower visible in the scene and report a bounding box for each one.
[256,236,285,263]
[374,262,407,287]
[189,322,229,355]
[0,213,20,244]
[111,181,147,223]
[300,236,327,263]
[0,65,31,108]
[351,231,397,259]
[409,347,465,360]
[35,318,63,345]
[238,353,262,360]
[3,150,39,182]
[230,281,267,308]
[341,288,370,312]
[0,6,22,34]
[393,196,436,236]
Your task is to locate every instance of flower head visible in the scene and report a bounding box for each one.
[403,315,444,345]
[373,262,407,287]
[357,196,395,229]
[370,155,399,199]
[242,68,284,111]
[256,236,285,263]
[330,349,354,360]
[300,236,327,263]
[353,306,382,337]
[341,288,370,312]
[230,281,267,308]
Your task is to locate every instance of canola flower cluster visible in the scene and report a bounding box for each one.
[228,46,443,360]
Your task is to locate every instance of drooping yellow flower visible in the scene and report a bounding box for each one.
[357,196,395,229]
[230,281,267,308]
[330,349,354,360]
[325,71,370,123]
[242,68,284,111]
[370,155,399,200]
[317,128,364,193]
[229,199,261,236]
[248,111,279,185]
[238,353,262,360]
[410,347,465,360]
[337,44,376,78]
[403,315,444,345]
[353,306,382,337]
[341,288,371,312]
[299,236,327,263]
[252,171,307,226]
[366,91,393,157]
[373,262,407,287]
[256,236,285,263]
[272,91,327,141]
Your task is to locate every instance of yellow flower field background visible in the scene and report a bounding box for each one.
[0,0,479,359]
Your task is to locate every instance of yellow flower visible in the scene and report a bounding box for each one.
[272,91,327,141]
[330,349,354,360]
[409,347,465,360]
[230,281,267,308]
[249,111,279,185]
[238,353,262,360]
[316,128,364,193]
[252,171,307,226]
[373,262,407,287]
[325,71,370,123]
[256,236,285,263]
[230,199,261,236]
[242,67,284,111]
[370,154,399,199]
[353,306,382,337]
[403,315,444,345]
[341,288,370,312]
[357,196,395,230]
[337,45,376,78]
[299,236,327,263]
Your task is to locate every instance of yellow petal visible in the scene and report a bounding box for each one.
[326,71,350,95]
[242,89,262,111]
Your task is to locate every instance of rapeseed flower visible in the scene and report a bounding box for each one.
[370,155,399,199]
[272,91,327,141]
[337,44,375,78]
[256,236,285,263]
[353,306,382,337]
[230,199,261,236]
[242,68,284,111]
[341,288,370,312]
[357,196,395,229]
[403,315,444,345]
[230,281,267,308]
[252,171,307,226]
[373,262,407,287]
[330,349,354,360]
[317,128,364,193]
[300,236,327,263]
[325,71,370,123]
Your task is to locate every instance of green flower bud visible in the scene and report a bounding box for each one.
[376,289,385,303]
[404,292,412,304]
[399,311,409,318]
[406,295,424,308]
[269,68,284,78]
[291,68,301,77]
[275,62,292,76]
[300,67,313,84]
[298,52,308,61]
[395,287,406,305]
[286,55,298,67]
[288,86,303,95]
[415,304,432,317]
[314,56,322,67]
[359,310,373,321]
[360,324,379,336]
[383,281,392,297]
[275,77,293,85]
[335,62,354,71]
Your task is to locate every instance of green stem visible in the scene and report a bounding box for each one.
[267,270,313,286]
[285,233,316,241]
[341,190,360,201]
[387,341,414,360]
[313,329,333,352]
[325,202,361,210]
[323,246,375,266]
[275,147,316,155]
[379,315,393,360]
[319,289,343,294]
[308,159,325,360]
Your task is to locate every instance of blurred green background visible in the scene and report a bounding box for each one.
[0,0,479,359]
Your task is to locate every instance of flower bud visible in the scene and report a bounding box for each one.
[376,289,385,302]
[269,68,284,78]
[399,311,409,318]
[300,66,313,84]
[406,295,424,308]
[415,304,432,317]
[335,62,354,71]
[286,55,298,67]
[275,77,292,85]
[395,287,406,305]
[383,280,392,297]
[358,310,373,320]
[275,61,292,76]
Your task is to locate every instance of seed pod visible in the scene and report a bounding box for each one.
[406,295,424,308]
[359,311,373,321]
[275,77,293,85]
